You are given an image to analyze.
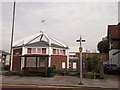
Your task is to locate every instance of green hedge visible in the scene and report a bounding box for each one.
[83,72,100,79]
[3,71,23,76]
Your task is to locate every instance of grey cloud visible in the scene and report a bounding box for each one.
[2,2,118,52]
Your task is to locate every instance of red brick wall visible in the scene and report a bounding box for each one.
[69,61,79,71]
[99,54,109,61]
[12,48,22,71]
[69,53,108,71]
[51,55,67,70]
[75,53,108,61]
[69,60,89,71]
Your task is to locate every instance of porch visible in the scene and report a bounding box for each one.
[21,54,49,76]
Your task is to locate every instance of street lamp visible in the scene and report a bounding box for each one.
[76,35,86,85]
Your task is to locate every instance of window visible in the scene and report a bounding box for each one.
[73,62,76,69]
[42,48,46,54]
[31,48,36,54]
[62,62,65,69]
[57,49,59,54]
[27,48,31,54]
[37,48,41,54]
[39,59,45,67]
[53,49,56,54]
[63,50,65,55]
[26,57,36,67]
[60,50,63,55]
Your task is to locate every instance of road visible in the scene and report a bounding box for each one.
[1,84,119,90]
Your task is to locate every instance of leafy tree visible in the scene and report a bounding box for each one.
[91,55,100,73]
[86,57,92,71]
[86,55,100,73]
[97,40,109,53]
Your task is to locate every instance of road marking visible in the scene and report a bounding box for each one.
[0,84,80,88]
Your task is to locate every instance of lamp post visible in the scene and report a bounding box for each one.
[9,1,16,71]
[76,35,85,85]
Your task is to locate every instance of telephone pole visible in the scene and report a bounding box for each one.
[76,35,85,85]
[9,1,16,71]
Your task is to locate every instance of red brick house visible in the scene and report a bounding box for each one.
[10,31,69,75]
[69,52,109,72]
[107,25,120,66]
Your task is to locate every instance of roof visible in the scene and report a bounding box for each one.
[108,25,120,40]
[13,31,69,49]
[0,50,9,55]
[22,40,69,49]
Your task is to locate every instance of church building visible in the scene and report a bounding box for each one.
[10,31,69,76]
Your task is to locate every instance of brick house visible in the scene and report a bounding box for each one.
[108,25,120,66]
[69,52,109,72]
[11,31,69,75]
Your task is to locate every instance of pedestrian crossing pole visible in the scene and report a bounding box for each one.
[76,35,85,85]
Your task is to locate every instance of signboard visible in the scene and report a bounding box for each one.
[79,47,83,52]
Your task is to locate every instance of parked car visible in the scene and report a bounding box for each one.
[104,64,120,74]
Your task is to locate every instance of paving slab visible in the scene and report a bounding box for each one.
[1,75,119,89]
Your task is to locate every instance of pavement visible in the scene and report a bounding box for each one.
[1,74,119,89]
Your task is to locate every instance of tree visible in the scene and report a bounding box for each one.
[86,55,101,79]
[97,40,109,53]
[118,22,120,25]
[86,55,100,73]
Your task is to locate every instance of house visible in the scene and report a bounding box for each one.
[0,50,10,70]
[107,25,120,66]
[69,52,109,72]
[11,31,69,75]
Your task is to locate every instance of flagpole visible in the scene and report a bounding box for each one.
[41,20,45,32]
[9,1,16,71]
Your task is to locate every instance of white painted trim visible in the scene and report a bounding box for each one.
[48,55,51,67]
[43,32,52,67]
[66,49,69,69]
[21,57,24,70]
[22,46,25,55]
[49,36,66,47]
[62,62,65,69]
[10,49,13,70]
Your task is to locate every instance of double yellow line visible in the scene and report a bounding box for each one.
[0,84,79,88]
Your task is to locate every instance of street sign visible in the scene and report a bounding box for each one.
[79,47,83,52]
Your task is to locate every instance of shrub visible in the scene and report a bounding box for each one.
[83,72,100,79]
[3,65,10,70]
[54,70,63,75]
[83,72,93,78]
[67,72,77,76]
[3,71,23,76]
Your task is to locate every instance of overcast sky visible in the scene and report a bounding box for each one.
[1,0,119,53]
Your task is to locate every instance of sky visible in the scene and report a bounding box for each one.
[1,0,119,53]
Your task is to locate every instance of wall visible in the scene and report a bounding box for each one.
[69,60,89,72]
[12,48,22,71]
[51,55,67,70]
[109,49,120,66]
[69,52,109,71]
